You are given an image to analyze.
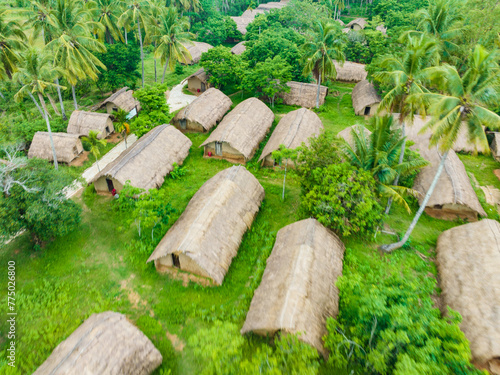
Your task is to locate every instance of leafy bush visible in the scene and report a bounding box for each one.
[192,16,241,45]
[0,117,66,146]
[200,46,246,89]
[131,84,173,137]
[300,163,383,237]
[169,162,187,180]
[95,43,141,91]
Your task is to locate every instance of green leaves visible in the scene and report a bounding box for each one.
[200,46,246,89]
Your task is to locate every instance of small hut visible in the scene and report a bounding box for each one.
[187,68,209,93]
[28,132,83,164]
[182,42,214,64]
[259,108,323,166]
[334,61,368,82]
[231,41,246,55]
[337,125,372,148]
[490,132,500,162]
[346,17,367,30]
[67,110,114,139]
[33,311,162,375]
[147,166,265,286]
[436,220,500,374]
[201,98,274,163]
[93,125,192,193]
[171,88,232,132]
[280,81,328,108]
[241,218,345,356]
[231,16,251,35]
[352,80,382,116]
[98,87,141,115]
[376,24,387,35]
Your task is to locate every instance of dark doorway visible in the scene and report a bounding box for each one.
[106,178,114,192]
[105,126,110,134]
[215,141,223,156]
[172,254,180,268]
[201,82,206,92]
[180,119,187,130]
[364,106,371,116]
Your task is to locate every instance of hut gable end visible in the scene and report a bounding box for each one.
[67,110,114,139]
[352,80,381,116]
[96,87,141,114]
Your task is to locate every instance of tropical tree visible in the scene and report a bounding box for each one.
[82,130,108,171]
[23,1,57,45]
[380,45,500,252]
[119,0,151,88]
[13,46,63,169]
[90,0,125,44]
[373,33,439,213]
[113,108,130,148]
[301,20,345,108]
[0,10,26,80]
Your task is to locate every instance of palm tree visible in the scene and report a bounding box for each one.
[82,130,108,171]
[343,116,428,213]
[113,108,130,148]
[373,33,439,213]
[119,0,151,88]
[90,0,125,44]
[0,10,26,80]
[380,45,500,253]
[301,20,345,108]
[152,7,192,84]
[13,47,63,169]
[23,1,57,45]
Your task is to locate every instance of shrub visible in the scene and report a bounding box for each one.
[131,84,172,137]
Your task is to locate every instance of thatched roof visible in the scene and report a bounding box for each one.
[241,8,266,18]
[97,87,141,113]
[28,132,83,164]
[231,41,246,55]
[336,19,345,26]
[187,68,208,84]
[346,17,367,29]
[241,218,345,356]
[280,81,328,108]
[257,2,286,11]
[231,16,251,35]
[334,61,368,82]
[491,132,500,161]
[200,97,274,160]
[33,311,162,375]
[342,27,350,34]
[173,88,232,132]
[182,42,214,64]
[436,219,500,373]
[67,110,113,139]
[259,108,323,162]
[337,125,372,148]
[352,80,381,115]
[376,24,387,35]
[93,125,192,191]
[147,166,265,285]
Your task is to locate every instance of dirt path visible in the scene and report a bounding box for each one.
[167,79,196,113]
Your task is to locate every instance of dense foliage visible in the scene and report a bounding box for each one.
[131,84,172,137]
[95,43,141,91]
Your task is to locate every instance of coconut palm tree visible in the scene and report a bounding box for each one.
[113,108,130,148]
[119,0,151,88]
[0,10,26,80]
[380,45,500,253]
[301,20,345,108]
[90,0,125,44]
[152,7,192,84]
[23,1,57,45]
[373,33,439,213]
[82,130,107,171]
[13,47,64,169]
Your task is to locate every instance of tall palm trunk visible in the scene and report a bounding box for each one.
[137,18,145,88]
[36,92,59,169]
[55,77,67,120]
[154,42,157,83]
[385,120,406,214]
[334,4,337,18]
[316,72,321,109]
[72,85,78,110]
[162,58,170,84]
[124,27,128,44]
[380,149,450,253]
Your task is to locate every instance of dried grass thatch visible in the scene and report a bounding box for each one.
[231,16,251,34]
[259,108,323,165]
[336,19,345,26]
[490,132,500,162]
[200,97,274,162]
[241,218,344,356]
[97,87,141,113]
[376,24,387,35]
[337,125,372,148]
[182,42,214,64]
[147,166,265,285]
[280,81,328,108]
[93,125,192,192]
[352,80,381,116]
[346,17,367,30]
[28,132,83,164]
[436,219,500,374]
[34,311,162,375]
[67,110,114,139]
[334,61,368,82]
[257,1,286,11]
[231,41,246,55]
[172,88,232,132]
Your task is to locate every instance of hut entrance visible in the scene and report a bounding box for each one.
[106,178,114,192]
[180,119,187,130]
[172,254,180,268]
[73,146,78,155]
[215,142,223,156]
[364,106,370,115]
[105,126,110,134]
[201,82,206,92]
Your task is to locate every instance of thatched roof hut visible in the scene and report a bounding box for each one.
[172,88,232,133]
[67,110,114,139]
[147,166,265,285]
[376,24,387,35]
[182,42,213,64]
[231,41,246,55]
[337,125,372,148]
[201,97,274,163]
[259,108,323,166]
[334,61,368,82]
[352,80,381,116]
[346,17,367,30]
[241,218,345,356]
[93,125,192,193]
[28,132,83,164]
[336,19,345,26]
[231,16,251,35]
[98,87,141,114]
[490,132,500,162]
[280,81,328,108]
[187,68,209,93]
[34,311,162,375]
[436,219,500,374]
